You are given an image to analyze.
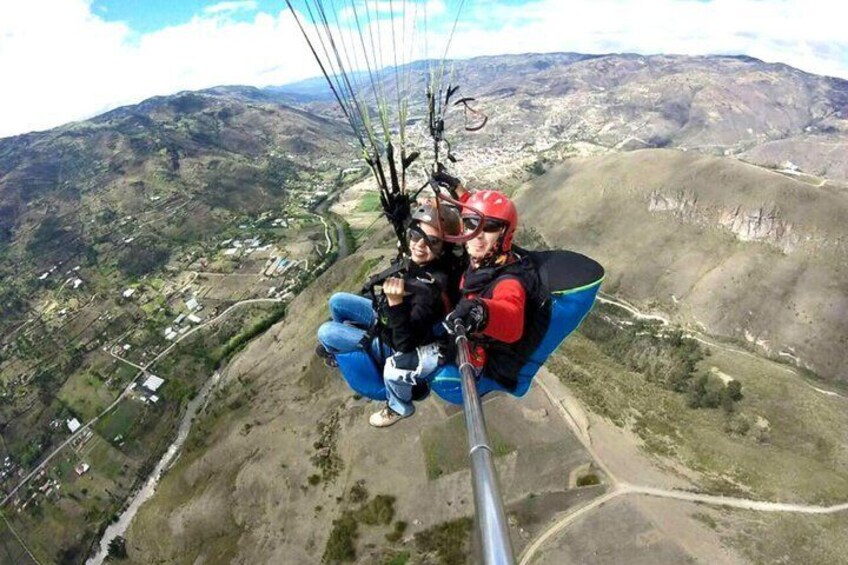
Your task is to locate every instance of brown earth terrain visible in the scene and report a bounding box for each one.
[515,148,848,383]
[5,51,848,564]
[123,243,610,563]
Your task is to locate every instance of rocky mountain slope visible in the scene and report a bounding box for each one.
[515,148,848,383]
[283,52,848,182]
[4,51,848,563]
[122,151,848,563]
[121,55,848,565]
[279,52,848,382]
[0,87,355,563]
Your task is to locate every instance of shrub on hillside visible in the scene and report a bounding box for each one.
[355,494,395,526]
[322,512,358,563]
[414,517,473,565]
[687,373,744,413]
[348,480,368,504]
[108,536,128,560]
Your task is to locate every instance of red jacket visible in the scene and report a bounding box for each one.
[460,267,527,370]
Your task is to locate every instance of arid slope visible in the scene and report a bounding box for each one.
[515,148,848,382]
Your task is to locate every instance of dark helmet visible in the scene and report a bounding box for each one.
[411,201,461,239]
[461,190,518,251]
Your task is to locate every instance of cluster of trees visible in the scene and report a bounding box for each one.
[580,309,743,413]
[212,303,287,368]
[263,155,299,196]
[687,373,743,412]
[117,240,170,278]
[25,214,90,266]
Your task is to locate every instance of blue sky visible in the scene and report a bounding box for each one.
[91,0,277,33]
[1,0,846,138]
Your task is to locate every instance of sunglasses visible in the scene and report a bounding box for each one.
[462,217,505,233]
[408,226,443,249]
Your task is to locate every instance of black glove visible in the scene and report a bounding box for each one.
[445,298,488,334]
[432,164,461,196]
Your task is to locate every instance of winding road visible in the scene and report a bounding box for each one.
[518,298,848,564]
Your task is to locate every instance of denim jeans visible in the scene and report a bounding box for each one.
[383,343,442,416]
[317,292,390,361]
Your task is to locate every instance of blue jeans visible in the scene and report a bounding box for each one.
[317,292,390,361]
[383,343,442,416]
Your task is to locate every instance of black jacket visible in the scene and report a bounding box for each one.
[381,259,452,353]
[462,249,551,389]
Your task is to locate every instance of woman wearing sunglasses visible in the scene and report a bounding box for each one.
[317,202,463,427]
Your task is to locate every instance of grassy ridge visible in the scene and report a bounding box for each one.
[516,149,848,384]
[551,305,848,503]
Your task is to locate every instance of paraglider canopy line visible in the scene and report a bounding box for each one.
[284,0,476,257]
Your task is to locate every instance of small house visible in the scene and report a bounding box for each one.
[142,375,165,392]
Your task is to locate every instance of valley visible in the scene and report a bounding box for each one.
[0,90,357,562]
[1,51,848,563]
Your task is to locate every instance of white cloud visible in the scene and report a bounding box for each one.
[203,1,258,16]
[0,1,319,138]
[0,0,845,139]
[450,0,848,80]
[338,0,446,22]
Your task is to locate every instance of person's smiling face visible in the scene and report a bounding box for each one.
[463,217,504,265]
[409,222,442,265]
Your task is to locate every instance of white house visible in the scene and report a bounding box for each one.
[67,418,81,433]
[142,375,165,392]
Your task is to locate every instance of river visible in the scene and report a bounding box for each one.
[87,371,221,564]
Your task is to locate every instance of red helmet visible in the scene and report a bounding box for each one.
[462,190,518,251]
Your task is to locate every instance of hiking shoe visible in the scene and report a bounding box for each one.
[315,343,337,368]
[369,406,412,428]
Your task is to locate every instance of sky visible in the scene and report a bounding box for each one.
[0,0,846,139]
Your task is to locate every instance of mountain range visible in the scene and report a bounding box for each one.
[2,51,848,564]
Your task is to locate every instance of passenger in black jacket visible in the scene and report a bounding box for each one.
[317,202,462,428]
[369,202,462,427]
